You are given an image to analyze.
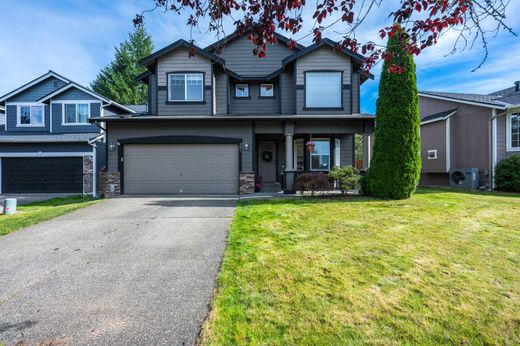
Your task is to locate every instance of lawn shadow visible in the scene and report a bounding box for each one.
[142,197,237,208]
[19,196,97,208]
[415,186,520,198]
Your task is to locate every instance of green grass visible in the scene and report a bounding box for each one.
[0,196,101,236]
[202,188,520,345]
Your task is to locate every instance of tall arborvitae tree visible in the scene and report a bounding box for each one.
[91,25,153,105]
[363,26,421,199]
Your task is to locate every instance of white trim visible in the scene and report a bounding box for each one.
[61,101,91,125]
[0,152,91,158]
[0,157,2,194]
[14,103,46,127]
[309,138,331,171]
[491,110,497,189]
[419,93,507,110]
[506,112,520,152]
[334,138,341,167]
[420,110,457,126]
[446,117,451,172]
[0,71,70,103]
[167,73,204,102]
[92,145,97,197]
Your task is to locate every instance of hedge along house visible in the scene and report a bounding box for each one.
[90,31,375,196]
[419,82,520,189]
[0,71,133,195]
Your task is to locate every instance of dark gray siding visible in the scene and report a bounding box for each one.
[52,88,96,101]
[352,72,360,113]
[157,89,212,116]
[0,142,91,153]
[421,120,447,173]
[149,74,157,115]
[7,77,67,102]
[340,134,354,166]
[497,115,506,162]
[214,69,228,115]
[6,104,50,132]
[214,36,295,76]
[229,82,279,115]
[280,68,294,114]
[51,102,101,133]
[106,121,254,172]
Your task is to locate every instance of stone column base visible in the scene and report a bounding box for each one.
[99,172,121,198]
[240,171,255,194]
[83,155,94,195]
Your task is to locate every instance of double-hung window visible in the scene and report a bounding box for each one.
[305,71,342,108]
[168,73,204,102]
[63,103,89,125]
[310,139,331,171]
[508,113,520,150]
[17,104,45,127]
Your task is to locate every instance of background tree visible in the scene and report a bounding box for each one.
[91,25,153,104]
[363,26,421,199]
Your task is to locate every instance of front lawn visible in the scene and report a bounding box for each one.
[0,196,100,236]
[202,188,520,345]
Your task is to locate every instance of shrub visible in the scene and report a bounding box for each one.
[363,26,421,199]
[329,166,361,195]
[255,175,263,192]
[495,155,520,192]
[293,173,331,196]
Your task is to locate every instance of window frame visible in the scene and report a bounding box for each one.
[427,149,438,160]
[304,70,343,110]
[16,103,45,127]
[259,83,275,98]
[234,83,250,98]
[506,113,520,151]
[61,101,91,126]
[167,72,205,103]
[309,138,331,171]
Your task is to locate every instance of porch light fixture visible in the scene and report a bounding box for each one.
[108,142,118,151]
[243,142,249,151]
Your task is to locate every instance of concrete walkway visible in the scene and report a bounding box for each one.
[0,196,236,346]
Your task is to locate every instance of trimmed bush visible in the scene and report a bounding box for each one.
[329,166,361,195]
[293,173,331,196]
[495,155,520,192]
[363,26,421,199]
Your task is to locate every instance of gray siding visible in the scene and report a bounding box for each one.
[352,72,360,113]
[497,115,506,162]
[421,120,447,173]
[51,102,101,133]
[6,104,50,132]
[0,142,91,153]
[7,77,67,103]
[157,89,212,116]
[294,120,365,133]
[149,74,157,115]
[340,134,354,166]
[295,47,353,115]
[214,69,228,115]
[52,88,96,101]
[215,36,295,76]
[229,82,279,115]
[280,68,294,114]
[106,121,253,172]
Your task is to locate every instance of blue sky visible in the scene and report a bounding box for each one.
[1,0,519,114]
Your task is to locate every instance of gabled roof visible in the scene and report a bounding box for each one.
[282,38,365,65]
[204,30,305,52]
[35,82,135,114]
[140,39,224,68]
[136,70,152,83]
[420,109,457,125]
[419,91,509,109]
[0,70,70,103]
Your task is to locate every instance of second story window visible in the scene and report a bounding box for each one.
[63,103,89,125]
[305,71,342,109]
[168,73,204,102]
[235,84,249,98]
[260,84,274,97]
[17,104,44,127]
[508,113,520,150]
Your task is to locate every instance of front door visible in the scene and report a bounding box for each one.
[258,141,277,183]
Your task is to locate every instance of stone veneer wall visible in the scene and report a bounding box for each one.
[240,171,255,194]
[99,172,121,198]
[82,155,94,195]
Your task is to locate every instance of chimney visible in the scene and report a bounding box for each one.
[515,81,520,92]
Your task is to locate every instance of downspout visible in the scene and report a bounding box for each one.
[88,133,105,198]
[488,108,509,190]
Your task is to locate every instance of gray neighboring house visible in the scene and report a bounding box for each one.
[0,105,5,127]
[419,82,520,188]
[90,31,375,195]
[0,71,133,195]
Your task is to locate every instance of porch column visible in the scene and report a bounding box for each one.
[285,133,294,171]
[362,133,372,170]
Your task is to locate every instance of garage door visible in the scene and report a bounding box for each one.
[2,157,83,193]
[123,144,239,194]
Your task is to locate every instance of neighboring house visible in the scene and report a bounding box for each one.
[0,105,5,127]
[0,71,133,195]
[90,32,375,195]
[419,82,520,188]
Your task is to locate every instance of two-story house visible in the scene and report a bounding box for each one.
[90,31,375,195]
[0,71,132,195]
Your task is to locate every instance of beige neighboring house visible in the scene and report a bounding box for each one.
[419,82,520,189]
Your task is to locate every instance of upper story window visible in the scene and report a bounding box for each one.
[310,139,331,171]
[63,103,89,125]
[305,71,342,109]
[235,84,249,98]
[508,113,520,150]
[17,104,44,127]
[260,84,274,97]
[168,73,204,102]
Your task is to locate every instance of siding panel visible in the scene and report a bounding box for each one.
[156,48,212,86]
[340,134,354,166]
[51,102,101,133]
[157,89,212,116]
[280,68,294,114]
[7,77,67,103]
[6,104,50,132]
[421,120,447,173]
[229,82,279,115]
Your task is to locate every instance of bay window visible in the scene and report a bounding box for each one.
[508,113,520,150]
[305,71,342,108]
[17,104,44,126]
[63,103,89,125]
[168,73,204,102]
[310,139,331,171]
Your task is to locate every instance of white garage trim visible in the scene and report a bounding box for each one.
[0,152,91,157]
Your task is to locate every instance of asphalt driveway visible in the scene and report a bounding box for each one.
[0,196,236,346]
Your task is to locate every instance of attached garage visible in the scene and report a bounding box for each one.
[2,157,83,193]
[123,143,240,195]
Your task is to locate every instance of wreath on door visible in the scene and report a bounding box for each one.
[262,151,273,162]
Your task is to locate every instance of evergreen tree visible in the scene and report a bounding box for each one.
[91,25,153,105]
[363,26,421,199]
